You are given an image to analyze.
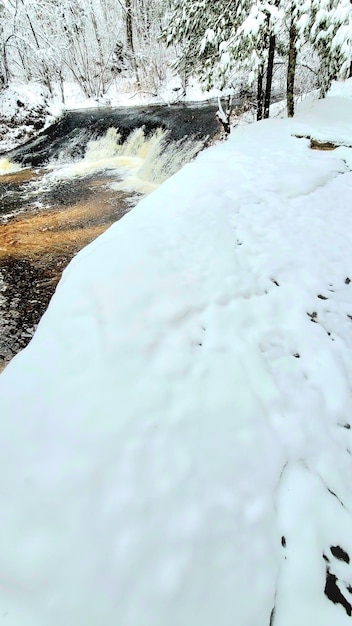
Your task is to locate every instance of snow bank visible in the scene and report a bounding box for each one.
[0,83,48,120]
[329,77,352,99]
[1,86,352,625]
[291,79,352,147]
[0,82,57,152]
[292,96,352,146]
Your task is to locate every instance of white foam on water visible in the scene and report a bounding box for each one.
[41,127,205,194]
[0,158,22,176]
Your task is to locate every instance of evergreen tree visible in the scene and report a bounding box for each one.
[232,0,284,119]
[308,0,352,96]
[164,0,284,120]
[283,0,313,117]
[164,0,243,89]
[165,0,351,121]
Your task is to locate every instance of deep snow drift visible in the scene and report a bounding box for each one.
[1,82,352,626]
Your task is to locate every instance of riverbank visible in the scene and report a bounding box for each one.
[0,83,352,626]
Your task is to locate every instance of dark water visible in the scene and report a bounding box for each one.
[2,103,221,167]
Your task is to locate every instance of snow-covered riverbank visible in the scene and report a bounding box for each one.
[0,80,352,625]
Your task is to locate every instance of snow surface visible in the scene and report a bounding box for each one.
[1,82,352,625]
[292,95,352,146]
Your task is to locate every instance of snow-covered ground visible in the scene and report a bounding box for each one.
[1,81,352,625]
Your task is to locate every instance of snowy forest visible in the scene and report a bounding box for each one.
[0,0,351,118]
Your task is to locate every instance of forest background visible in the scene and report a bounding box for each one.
[0,0,351,123]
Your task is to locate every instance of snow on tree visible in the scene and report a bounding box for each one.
[0,0,350,107]
[0,0,174,100]
[164,0,286,120]
[165,0,351,121]
[164,0,243,90]
[306,0,352,96]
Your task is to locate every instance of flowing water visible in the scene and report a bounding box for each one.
[0,103,220,368]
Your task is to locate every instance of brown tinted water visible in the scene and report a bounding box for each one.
[0,168,137,369]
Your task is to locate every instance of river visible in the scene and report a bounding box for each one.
[0,102,221,368]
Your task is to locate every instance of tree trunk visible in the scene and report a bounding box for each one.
[125,0,140,86]
[125,0,133,51]
[257,66,264,121]
[2,40,11,87]
[286,9,297,117]
[217,95,232,136]
[263,33,276,118]
[59,70,65,104]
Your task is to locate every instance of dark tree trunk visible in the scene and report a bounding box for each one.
[59,70,65,104]
[2,41,11,87]
[286,10,297,117]
[263,33,276,118]
[349,61,352,78]
[125,0,140,86]
[125,0,134,52]
[257,66,264,121]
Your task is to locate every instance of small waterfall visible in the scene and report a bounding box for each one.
[40,126,206,194]
[1,102,220,182]
[111,126,205,192]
